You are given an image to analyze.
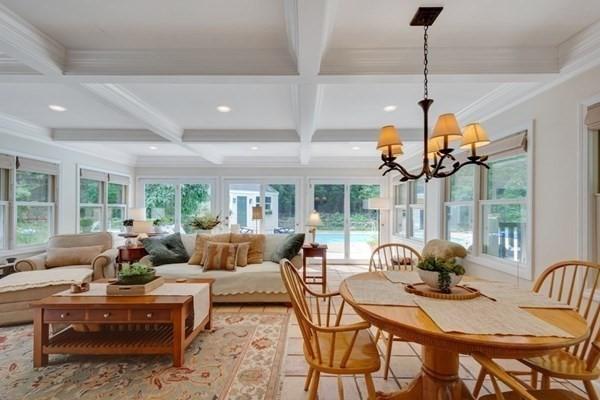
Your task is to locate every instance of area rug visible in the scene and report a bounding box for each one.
[0,312,289,400]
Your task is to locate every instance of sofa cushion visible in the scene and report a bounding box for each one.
[235,242,250,266]
[188,233,230,265]
[48,232,112,252]
[230,233,265,264]
[271,233,305,262]
[203,242,236,272]
[142,233,188,266]
[263,235,287,261]
[181,233,197,257]
[0,268,93,294]
[46,245,103,268]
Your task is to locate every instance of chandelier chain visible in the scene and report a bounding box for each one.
[423,25,429,99]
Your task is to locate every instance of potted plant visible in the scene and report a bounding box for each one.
[417,256,466,293]
[189,214,221,234]
[153,218,162,233]
[117,263,156,285]
[122,219,134,233]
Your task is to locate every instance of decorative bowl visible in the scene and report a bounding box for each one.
[418,269,463,292]
[117,270,156,285]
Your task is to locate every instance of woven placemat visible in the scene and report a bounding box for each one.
[464,281,572,309]
[382,270,422,285]
[344,279,416,306]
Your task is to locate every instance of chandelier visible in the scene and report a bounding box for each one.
[377,7,490,182]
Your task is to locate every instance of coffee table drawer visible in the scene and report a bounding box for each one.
[45,309,85,322]
[131,309,171,322]
[88,309,129,322]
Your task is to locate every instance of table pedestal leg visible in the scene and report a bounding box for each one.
[376,346,474,400]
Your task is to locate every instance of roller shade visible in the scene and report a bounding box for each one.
[0,154,15,170]
[454,131,527,163]
[108,173,129,185]
[16,156,59,175]
[80,168,108,182]
[585,103,600,130]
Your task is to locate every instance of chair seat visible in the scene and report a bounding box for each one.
[305,329,380,374]
[479,389,586,400]
[520,350,600,380]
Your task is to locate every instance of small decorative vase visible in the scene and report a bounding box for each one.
[418,270,463,292]
[125,226,134,234]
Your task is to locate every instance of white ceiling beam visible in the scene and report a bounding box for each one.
[183,129,298,143]
[52,129,168,142]
[313,128,423,142]
[81,83,222,164]
[0,3,65,75]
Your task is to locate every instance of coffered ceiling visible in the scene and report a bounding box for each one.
[0,0,599,167]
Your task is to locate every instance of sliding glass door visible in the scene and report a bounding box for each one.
[310,180,382,261]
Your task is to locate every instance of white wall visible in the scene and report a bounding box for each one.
[0,134,134,241]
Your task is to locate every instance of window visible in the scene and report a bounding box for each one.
[143,180,213,234]
[444,167,475,250]
[392,183,407,237]
[79,168,129,233]
[392,178,425,241]
[0,160,9,250]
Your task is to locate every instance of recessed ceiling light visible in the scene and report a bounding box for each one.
[149,146,158,150]
[250,146,259,151]
[383,105,397,112]
[352,146,361,150]
[217,105,231,113]
[48,104,67,112]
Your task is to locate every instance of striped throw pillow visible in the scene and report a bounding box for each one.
[202,241,237,272]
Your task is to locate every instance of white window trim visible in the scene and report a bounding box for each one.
[392,176,426,245]
[442,168,477,253]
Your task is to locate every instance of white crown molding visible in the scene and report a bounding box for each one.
[321,47,558,75]
[0,3,65,75]
[67,49,296,76]
[559,18,600,75]
[52,129,168,142]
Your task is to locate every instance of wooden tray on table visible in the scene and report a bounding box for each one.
[405,283,480,300]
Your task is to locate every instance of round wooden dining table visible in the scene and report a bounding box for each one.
[339,272,590,400]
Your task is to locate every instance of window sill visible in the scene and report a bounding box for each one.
[464,254,532,281]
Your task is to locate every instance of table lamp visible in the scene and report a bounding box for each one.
[366,197,391,247]
[252,205,263,233]
[307,211,322,246]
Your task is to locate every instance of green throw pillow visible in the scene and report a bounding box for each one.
[141,233,189,266]
[271,233,305,263]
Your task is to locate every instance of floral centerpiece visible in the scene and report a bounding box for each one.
[118,263,156,285]
[189,214,221,233]
[122,218,134,233]
[416,256,465,293]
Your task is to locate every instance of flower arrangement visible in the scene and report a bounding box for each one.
[118,263,156,285]
[189,214,221,231]
[417,256,465,293]
[152,219,162,226]
[122,219,134,227]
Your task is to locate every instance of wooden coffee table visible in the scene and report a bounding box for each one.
[31,278,213,368]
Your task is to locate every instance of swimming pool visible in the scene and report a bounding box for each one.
[315,231,377,244]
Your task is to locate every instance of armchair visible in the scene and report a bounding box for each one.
[15,232,118,280]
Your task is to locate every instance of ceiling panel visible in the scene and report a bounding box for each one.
[330,0,600,49]
[311,141,422,159]
[66,142,196,157]
[2,0,287,50]
[123,84,295,129]
[188,142,299,158]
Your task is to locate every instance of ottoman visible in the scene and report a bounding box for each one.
[0,269,93,326]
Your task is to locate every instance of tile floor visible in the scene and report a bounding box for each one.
[214,264,590,399]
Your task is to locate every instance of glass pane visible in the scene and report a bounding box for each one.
[410,207,425,241]
[445,205,473,250]
[80,206,102,232]
[413,179,425,204]
[350,184,380,259]
[107,183,125,204]
[482,203,527,263]
[0,204,5,249]
[181,184,212,233]
[80,178,101,204]
[449,167,474,201]
[314,184,345,259]
[394,184,407,205]
[144,183,176,233]
[108,206,125,232]
[264,184,296,234]
[487,155,527,200]
[228,183,260,233]
[16,205,52,246]
[394,206,407,237]
[16,171,50,202]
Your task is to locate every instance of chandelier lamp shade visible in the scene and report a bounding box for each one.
[377,7,490,182]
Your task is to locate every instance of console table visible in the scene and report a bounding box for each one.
[301,244,328,294]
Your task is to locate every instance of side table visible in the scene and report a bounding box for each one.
[116,246,148,271]
[0,263,15,279]
[301,244,328,294]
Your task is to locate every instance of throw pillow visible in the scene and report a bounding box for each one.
[188,233,231,265]
[230,233,266,264]
[271,233,305,262]
[235,242,250,266]
[46,245,104,268]
[141,233,189,266]
[202,242,236,272]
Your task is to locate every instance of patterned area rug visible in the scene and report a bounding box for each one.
[0,313,289,400]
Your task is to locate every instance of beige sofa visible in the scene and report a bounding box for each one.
[15,232,118,280]
[141,233,302,303]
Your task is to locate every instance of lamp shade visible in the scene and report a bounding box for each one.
[427,137,444,156]
[431,113,463,142]
[376,125,403,151]
[307,211,322,226]
[366,197,391,210]
[128,208,146,221]
[252,205,263,220]
[460,123,490,149]
[381,144,404,157]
